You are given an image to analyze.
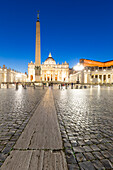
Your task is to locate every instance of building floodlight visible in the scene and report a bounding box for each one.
[73,63,84,71]
[16,73,22,78]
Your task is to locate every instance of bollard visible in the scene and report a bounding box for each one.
[61,84,63,90]
[71,83,73,89]
[16,83,18,90]
[7,83,9,89]
[59,84,60,89]
[71,85,73,89]
[33,83,35,89]
[43,84,44,89]
[66,84,67,89]
[24,84,26,89]
[51,83,53,89]
[84,85,87,89]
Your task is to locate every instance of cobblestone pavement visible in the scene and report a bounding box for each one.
[53,87,113,170]
[0,86,46,167]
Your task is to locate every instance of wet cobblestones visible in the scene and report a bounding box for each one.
[53,88,113,170]
[0,87,46,167]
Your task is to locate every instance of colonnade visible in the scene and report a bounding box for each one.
[83,73,113,84]
[41,71,69,82]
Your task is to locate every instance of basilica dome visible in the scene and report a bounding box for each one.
[44,53,56,65]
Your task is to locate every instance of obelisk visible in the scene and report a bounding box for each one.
[35,11,41,81]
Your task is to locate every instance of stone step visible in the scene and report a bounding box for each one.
[1,150,67,170]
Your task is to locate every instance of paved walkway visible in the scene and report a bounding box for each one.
[53,88,113,169]
[1,89,68,170]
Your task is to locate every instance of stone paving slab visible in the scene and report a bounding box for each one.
[1,89,68,170]
[0,87,47,167]
[14,89,62,150]
[1,150,67,170]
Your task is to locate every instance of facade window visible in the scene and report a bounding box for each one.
[99,75,102,79]
[108,74,110,78]
[91,67,94,71]
[95,75,98,78]
[104,75,106,80]
[91,75,94,78]
[95,66,98,70]
[80,60,84,63]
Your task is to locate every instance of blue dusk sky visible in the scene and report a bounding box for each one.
[0,0,113,73]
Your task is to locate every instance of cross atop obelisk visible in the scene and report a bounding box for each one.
[37,10,39,21]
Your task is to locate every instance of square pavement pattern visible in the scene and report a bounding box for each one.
[1,89,68,170]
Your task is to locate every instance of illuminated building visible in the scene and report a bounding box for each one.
[0,65,27,83]
[70,59,113,84]
[28,13,69,83]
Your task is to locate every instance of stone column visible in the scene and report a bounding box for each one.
[84,74,87,83]
[62,72,64,82]
[110,74,112,84]
[111,74,113,83]
[53,72,55,81]
[97,74,99,84]
[66,71,68,82]
[102,75,103,84]
[42,73,44,81]
[106,74,108,83]
[58,72,59,81]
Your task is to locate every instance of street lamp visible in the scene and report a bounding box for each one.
[73,63,84,84]
[16,73,22,78]
[73,63,84,71]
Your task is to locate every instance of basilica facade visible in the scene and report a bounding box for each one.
[28,13,113,85]
[28,53,69,82]
[28,13,69,83]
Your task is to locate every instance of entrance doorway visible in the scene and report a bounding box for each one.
[55,76,57,81]
[30,75,33,81]
[47,76,50,81]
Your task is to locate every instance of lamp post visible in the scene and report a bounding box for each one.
[73,63,84,71]
[73,63,84,84]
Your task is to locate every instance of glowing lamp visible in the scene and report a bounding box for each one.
[73,63,84,71]
[16,73,22,78]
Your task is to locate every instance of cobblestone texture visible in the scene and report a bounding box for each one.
[0,87,46,167]
[53,87,113,170]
